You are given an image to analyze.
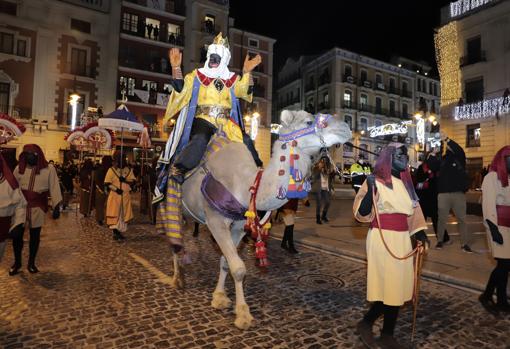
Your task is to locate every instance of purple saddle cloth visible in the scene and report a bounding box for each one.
[201,173,247,221]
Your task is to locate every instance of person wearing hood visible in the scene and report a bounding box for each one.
[353,144,429,349]
[0,153,26,262]
[153,33,263,203]
[104,152,136,241]
[79,159,94,217]
[94,156,112,225]
[10,144,62,275]
[479,146,510,315]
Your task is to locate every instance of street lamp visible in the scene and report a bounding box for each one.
[69,92,81,130]
[250,111,260,141]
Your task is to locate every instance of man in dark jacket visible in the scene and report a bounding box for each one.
[429,138,472,252]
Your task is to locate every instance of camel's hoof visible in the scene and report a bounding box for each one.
[234,304,254,330]
[211,291,232,310]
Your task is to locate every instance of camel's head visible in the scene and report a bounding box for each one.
[279,110,352,155]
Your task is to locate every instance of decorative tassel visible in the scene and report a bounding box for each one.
[276,186,287,199]
[245,210,256,218]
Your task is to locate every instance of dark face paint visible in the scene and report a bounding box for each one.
[208,53,221,68]
[506,155,510,173]
[25,152,38,166]
[392,146,409,172]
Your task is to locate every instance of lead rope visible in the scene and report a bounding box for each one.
[371,189,425,342]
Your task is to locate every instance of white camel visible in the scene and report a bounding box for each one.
[171,110,352,329]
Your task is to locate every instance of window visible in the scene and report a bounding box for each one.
[142,80,157,91]
[71,18,91,34]
[70,47,87,76]
[359,117,368,131]
[375,97,382,113]
[323,92,329,105]
[122,13,138,33]
[466,36,482,63]
[374,119,383,127]
[466,123,481,148]
[344,65,352,77]
[389,77,396,92]
[360,69,368,82]
[248,38,259,48]
[422,79,427,93]
[417,78,422,92]
[343,90,352,107]
[360,94,368,110]
[204,14,216,34]
[429,81,433,95]
[0,32,14,54]
[66,92,85,123]
[0,82,9,113]
[145,18,161,40]
[0,1,16,16]
[389,100,396,116]
[344,115,353,129]
[433,83,438,96]
[465,77,484,103]
[402,81,409,95]
[163,83,173,94]
[119,76,135,96]
[16,39,26,57]
[375,73,382,85]
[402,103,408,118]
[167,23,181,44]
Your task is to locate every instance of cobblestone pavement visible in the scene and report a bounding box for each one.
[0,210,509,349]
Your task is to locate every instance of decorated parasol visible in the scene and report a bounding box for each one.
[0,113,26,144]
[98,104,143,169]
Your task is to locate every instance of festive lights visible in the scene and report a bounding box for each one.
[454,96,510,120]
[368,121,411,138]
[450,0,493,19]
[435,22,462,108]
[416,118,425,145]
[69,93,81,131]
[250,112,260,141]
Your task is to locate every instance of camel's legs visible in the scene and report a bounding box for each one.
[205,207,253,330]
[170,248,184,289]
[212,222,245,310]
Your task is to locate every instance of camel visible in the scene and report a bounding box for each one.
[171,110,352,329]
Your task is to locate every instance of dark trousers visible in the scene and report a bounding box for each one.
[11,227,41,267]
[483,258,510,306]
[363,301,400,336]
[315,190,331,218]
[174,118,263,171]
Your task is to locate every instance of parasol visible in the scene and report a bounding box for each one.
[0,113,26,144]
[98,104,143,169]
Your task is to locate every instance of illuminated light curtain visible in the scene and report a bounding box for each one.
[434,22,461,110]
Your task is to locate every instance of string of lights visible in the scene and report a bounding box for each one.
[454,96,510,120]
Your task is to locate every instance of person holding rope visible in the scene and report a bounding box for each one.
[353,143,429,349]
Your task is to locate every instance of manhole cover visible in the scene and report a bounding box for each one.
[297,274,345,290]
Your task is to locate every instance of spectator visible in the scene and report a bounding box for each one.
[350,157,372,193]
[79,159,94,217]
[153,25,159,40]
[169,33,176,45]
[280,198,300,254]
[430,137,472,252]
[415,151,450,243]
[94,156,112,225]
[312,155,335,224]
[146,23,153,39]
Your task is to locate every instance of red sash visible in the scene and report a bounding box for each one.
[370,213,409,232]
[496,205,510,228]
[23,190,49,212]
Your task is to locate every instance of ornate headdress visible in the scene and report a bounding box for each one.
[213,32,229,49]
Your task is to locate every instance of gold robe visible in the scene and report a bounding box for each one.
[14,165,62,228]
[105,167,136,227]
[163,69,252,143]
[353,177,427,306]
[482,171,510,259]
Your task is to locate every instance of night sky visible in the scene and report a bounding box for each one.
[230,0,453,73]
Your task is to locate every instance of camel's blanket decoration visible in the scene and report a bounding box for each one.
[0,113,26,144]
[65,122,114,150]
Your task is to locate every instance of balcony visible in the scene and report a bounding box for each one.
[117,87,170,107]
[343,75,357,84]
[121,25,184,47]
[253,64,265,74]
[305,83,315,92]
[401,89,412,98]
[318,101,330,111]
[360,80,372,89]
[318,74,331,86]
[253,84,265,98]
[387,86,400,95]
[62,62,96,78]
[202,21,220,35]
[460,51,487,67]
[119,58,172,75]
[342,101,356,110]
[0,104,31,120]
[375,82,386,91]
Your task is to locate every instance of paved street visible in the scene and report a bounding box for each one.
[0,208,509,349]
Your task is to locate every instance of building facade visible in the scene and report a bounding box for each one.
[435,0,510,183]
[276,48,440,168]
[0,0,120,161]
